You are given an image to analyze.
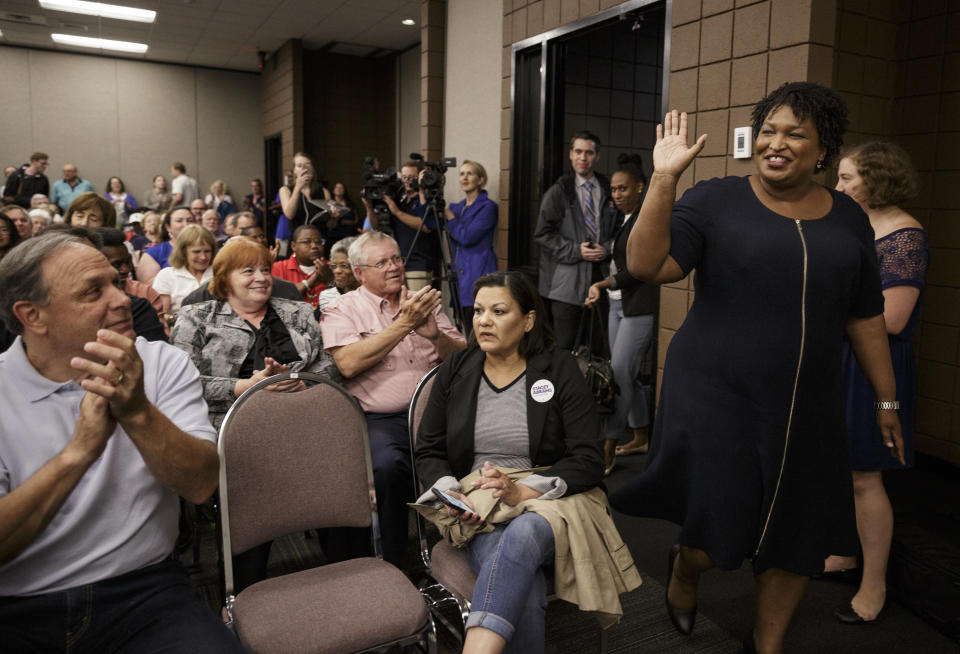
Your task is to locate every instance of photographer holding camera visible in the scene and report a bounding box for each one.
[363,161,439,292]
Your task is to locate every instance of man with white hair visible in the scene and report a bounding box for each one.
[0,232,242,652]
[320,230,465,565]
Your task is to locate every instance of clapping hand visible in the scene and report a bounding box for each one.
[654,110,707,179]
[398,286,442,338]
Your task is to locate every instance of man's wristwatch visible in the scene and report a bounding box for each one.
[874,400,900,411]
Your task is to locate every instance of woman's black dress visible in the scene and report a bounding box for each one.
[610,176,883,576]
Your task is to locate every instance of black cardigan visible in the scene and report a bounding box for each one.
[415,345,604,496]
[605,207,659,316]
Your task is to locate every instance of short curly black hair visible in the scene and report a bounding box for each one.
[750,82,849,168]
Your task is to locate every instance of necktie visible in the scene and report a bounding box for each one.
[583,181,597,235]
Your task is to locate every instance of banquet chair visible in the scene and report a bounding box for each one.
[219,371,435,654]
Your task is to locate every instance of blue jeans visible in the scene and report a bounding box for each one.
[466,513,555,653]
[0,559,243,653]
[605,300,655,439]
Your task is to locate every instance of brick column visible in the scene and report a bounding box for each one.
[260,39,304,165]
[421,0,446,160]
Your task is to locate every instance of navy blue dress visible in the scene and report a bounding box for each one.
[610,176,884,577]
[842,228,928,471]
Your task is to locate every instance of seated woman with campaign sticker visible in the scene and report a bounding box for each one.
[414,271,641,654]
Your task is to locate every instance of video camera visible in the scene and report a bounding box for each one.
[409,153,457,203]
[361,168,404,233]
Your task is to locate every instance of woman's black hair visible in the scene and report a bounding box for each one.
[614,153,648,186]
[750,81,849,167]
[472,271,555,357]
[0,213,23,252]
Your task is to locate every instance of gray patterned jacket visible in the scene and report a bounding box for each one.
[171,296,338,428]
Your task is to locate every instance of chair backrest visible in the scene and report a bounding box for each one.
[408,365,440,490]
[407,366,439,569]
[218,372,376,571]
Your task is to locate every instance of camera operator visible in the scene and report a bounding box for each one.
[362,162,439,292]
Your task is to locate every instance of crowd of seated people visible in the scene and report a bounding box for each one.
[1,96,914,654]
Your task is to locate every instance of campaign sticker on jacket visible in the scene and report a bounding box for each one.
[531,379,554,403]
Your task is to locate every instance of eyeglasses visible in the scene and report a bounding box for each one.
[330,262,352,271]
[295,238,324,246]
[361,254,402,270]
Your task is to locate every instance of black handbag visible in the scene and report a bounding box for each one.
[571,305,618,414]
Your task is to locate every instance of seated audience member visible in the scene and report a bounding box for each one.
[319,231,466,564]
[0,232,242,653]
[1,204,32,240]
[172,237,338,430]
[3,152,49,208]
[42,203,64,224]
[96,227,169,337]
[235,211,258,233]
[64,192,116,229]
[416,271,631,654]
[205,180,232,211]
[137,206,197,285]
[201,209,228,248]
[138,210,165,250]
[151,225,215,325]
[50,163,95,213]
[316,236,360,313]
[104,176,138,226]
[144,175,172,212]
[30,193,51,209]
[0,211,23,262]
[28,208,52,236]
[189,198,207,223]
[240,224,279,262]
[0,165,15,198]
[222,212,240,238]
[272,224,331,307]
[42,225,167,343]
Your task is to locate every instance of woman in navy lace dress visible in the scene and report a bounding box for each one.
[828,141,928,624]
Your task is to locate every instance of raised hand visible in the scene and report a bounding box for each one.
[653,110,708,179]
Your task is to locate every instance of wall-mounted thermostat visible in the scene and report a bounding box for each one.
[733,126,752,159]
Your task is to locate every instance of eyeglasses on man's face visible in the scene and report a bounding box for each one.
[361,254,403,270]
[295,238,324,246]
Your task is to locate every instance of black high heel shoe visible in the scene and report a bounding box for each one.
[833,599,886,625]
[666,544,697,635]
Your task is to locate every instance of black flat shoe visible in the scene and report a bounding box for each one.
[833,601,884,625]
[742,633,758,654]
[666,544,697,636]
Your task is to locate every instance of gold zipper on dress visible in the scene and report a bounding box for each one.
[754,219,808,558]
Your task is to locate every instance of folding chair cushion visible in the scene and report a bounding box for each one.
[430,541,477,601]
[233,557,429,654]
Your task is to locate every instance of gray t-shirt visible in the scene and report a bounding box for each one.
[472,372,530,471]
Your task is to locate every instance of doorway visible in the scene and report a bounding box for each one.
[508,0,667,274]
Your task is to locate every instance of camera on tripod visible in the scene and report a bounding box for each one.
[409,153,457,202]
[361,170,404,233]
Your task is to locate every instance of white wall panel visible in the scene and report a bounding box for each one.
[0,48,34,170]
[0,45,260,209]
[442,0,503,204]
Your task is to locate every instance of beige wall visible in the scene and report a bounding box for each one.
[399,46,422,166]
[443,0,504,208]
[0,45,262,205]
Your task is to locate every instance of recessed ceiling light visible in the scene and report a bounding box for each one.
[401,18,415,26]
[52,33,148,53]
[40,1,156,24]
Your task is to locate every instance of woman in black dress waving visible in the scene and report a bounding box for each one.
[610,82,903,654]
